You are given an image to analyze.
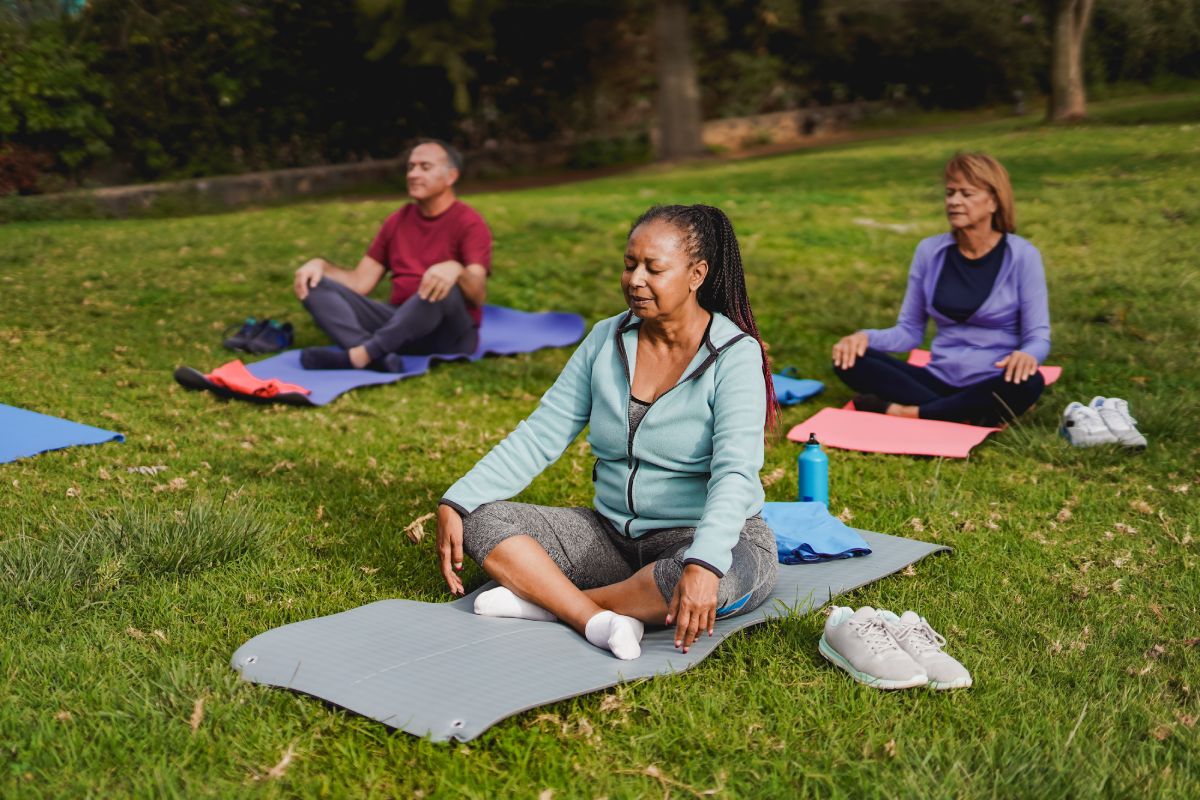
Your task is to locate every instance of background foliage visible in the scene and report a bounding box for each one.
[1,0,1199,191]
[0,10,110,190]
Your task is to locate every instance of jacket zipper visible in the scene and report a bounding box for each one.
[614,315,748,536]
[624,459,640,535]
[623,380,688,534]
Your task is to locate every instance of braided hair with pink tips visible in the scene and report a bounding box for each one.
[630,204,779,431]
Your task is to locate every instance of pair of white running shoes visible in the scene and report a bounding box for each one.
[820,606,972,690]
[1060,396,1147,448]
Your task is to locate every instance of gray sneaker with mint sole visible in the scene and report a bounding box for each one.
[879,609,972,690]
[819,606,928,690]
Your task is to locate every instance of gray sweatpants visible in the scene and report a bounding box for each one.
[461,501,779,619]
[301,278,478,359]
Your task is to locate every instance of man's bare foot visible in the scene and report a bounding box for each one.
[348,345,372,369]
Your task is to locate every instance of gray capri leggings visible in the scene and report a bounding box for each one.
[461,501,779,619]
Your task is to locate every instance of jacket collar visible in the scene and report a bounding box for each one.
[615,310,750,387]
[616,309,746,346]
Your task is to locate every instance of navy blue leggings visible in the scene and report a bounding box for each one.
[833,349,1044,426]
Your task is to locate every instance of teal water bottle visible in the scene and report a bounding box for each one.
[798,433,829,505]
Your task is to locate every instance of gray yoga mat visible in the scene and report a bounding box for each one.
[232,530,946,741]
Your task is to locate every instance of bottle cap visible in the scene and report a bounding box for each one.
[806,433,819,446]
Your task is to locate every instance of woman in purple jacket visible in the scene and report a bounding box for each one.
[831,152,1050,427]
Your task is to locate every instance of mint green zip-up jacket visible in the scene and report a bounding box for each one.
[442,310,766,576]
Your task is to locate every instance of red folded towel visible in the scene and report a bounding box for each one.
[206,360,311,398]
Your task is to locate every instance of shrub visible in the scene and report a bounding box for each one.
[0,18,112,182]
[569,133,652,170]
[0,143,52,196]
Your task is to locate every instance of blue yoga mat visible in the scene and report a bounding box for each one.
[244,305,586,406]
[762,501,871,564]
[0,404,124,464]
[772,373,824,406]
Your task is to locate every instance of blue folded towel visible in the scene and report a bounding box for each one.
[762,501,872,564]
[771,372,824,407]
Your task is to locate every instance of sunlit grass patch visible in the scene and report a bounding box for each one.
[1,497,269,609]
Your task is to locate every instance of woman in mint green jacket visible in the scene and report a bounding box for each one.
[435,205,779,661]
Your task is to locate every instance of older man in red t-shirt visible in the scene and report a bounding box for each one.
[293,139,493,370]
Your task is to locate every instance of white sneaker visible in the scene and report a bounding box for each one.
[1089,396,1148,449]
[818,606,927,689]
[1060,402,1118,447]
[879,610,972,690]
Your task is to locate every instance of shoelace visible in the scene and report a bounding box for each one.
[1105,401,1138,426]
[847,617,904,655]
[892,620,947,655]
[1068,408,1109,433]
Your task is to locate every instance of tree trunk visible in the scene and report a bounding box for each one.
[1046,0,1095,122]
[655,0,704,160]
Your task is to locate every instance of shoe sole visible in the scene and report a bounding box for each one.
[1058,423,1121,448]
[818,635,928,690]
[1091,406,1149,449]
[927,676,973,690]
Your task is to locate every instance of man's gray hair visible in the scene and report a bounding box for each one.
[411,138,463,173]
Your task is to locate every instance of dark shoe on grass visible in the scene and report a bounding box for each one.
[245,320,294,354]
[223,318,266,351]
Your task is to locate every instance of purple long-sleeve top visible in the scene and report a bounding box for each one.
[866,232,1051,387]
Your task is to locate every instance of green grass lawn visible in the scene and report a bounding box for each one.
[2,93,1199,798]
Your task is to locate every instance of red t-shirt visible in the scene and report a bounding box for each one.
[366,200,493,325]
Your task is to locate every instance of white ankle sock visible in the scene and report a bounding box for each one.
[584,610,645,660]
[472,586,556,622]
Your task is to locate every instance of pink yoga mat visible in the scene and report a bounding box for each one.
[792,350,1061,458]
[787,407,1000,458]
[906,349,1062,385]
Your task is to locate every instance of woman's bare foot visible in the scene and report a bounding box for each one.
[886,403,920,418]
